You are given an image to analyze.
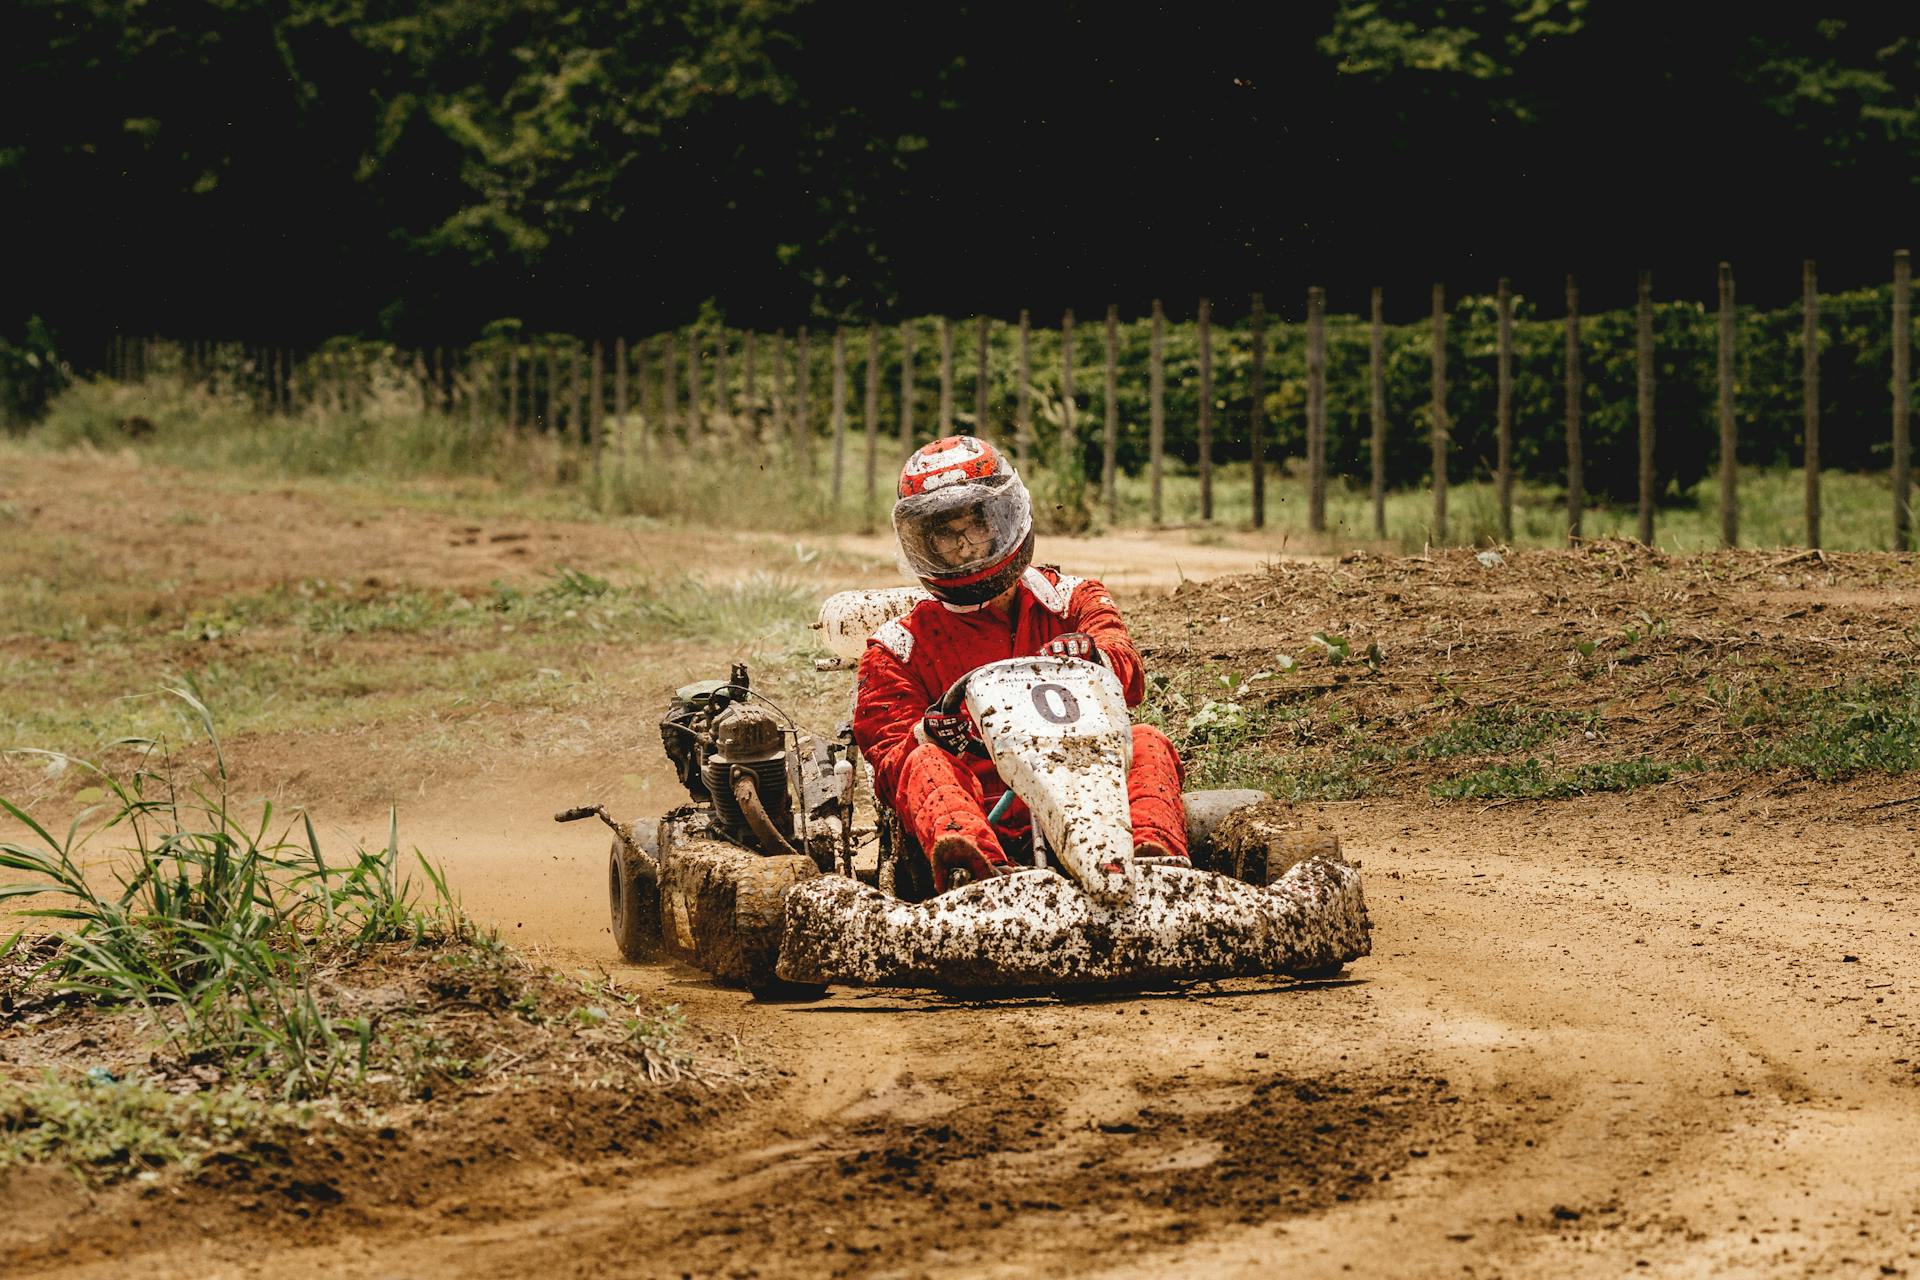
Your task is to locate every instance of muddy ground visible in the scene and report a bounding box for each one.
[3,451,1920,1277]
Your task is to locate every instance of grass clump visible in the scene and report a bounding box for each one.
[0,1076,306,1179]
[0,688,743,1182]
[1137,673,1375,802]
[1430,757,1684,801]
[1413,706,1565,759]
[1734,679,1920,782]
[0,688,469,1100]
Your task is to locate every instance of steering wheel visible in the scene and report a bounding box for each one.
[933,666,993,759]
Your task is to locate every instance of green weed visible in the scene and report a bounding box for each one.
[1736,679,1920,781]
[1414,707,1564,759]
[0,1075,307,1179]
[0,688,468,1098]
[1430,757,1685,800]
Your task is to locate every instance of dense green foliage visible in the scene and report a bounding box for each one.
[7,3,1918,351]
[0,318,68,429]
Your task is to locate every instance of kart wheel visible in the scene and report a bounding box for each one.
[609,836,662,963]
[1239,830,1344,886]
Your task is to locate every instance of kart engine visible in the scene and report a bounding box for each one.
[658,663,793,850]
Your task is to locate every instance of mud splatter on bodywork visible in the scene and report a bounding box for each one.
[776,858,1369,990]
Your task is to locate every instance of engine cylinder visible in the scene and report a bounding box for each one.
[702,705,792,849]
[703,754,792,846]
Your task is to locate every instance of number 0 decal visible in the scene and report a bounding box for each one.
[1030,682,1082,725]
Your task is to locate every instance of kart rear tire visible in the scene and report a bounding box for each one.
[609,837,662,963]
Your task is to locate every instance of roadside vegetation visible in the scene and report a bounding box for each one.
[1136,546,1920,805]
[1149,672,1920,805]
[0,690,743,1181]
[22,371,1915,553]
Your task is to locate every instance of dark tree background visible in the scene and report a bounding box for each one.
[5,0,1917,357]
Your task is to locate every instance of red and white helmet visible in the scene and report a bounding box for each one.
[893,435,1034,606]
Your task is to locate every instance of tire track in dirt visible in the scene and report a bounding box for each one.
[21,789,1920,1278]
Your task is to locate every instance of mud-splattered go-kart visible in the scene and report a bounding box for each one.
[556,589,1369,997]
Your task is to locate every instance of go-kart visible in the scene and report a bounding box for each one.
[556,590,1369,996]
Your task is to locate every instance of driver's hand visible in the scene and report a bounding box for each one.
[1041,632,1102,664]
[919,709,973,754]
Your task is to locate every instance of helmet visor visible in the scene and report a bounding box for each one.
[892,473,1033,582]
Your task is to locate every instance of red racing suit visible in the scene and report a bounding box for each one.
[852,565,1187,881]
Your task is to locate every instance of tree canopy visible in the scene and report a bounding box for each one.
[5,1,1916,353]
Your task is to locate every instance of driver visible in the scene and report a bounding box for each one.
[852,435,1189,891]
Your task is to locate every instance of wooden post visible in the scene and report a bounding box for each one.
[1198,296,1213,521]
[1565,275,1584,542]
[1103,304,1120,524]
[659,334,678,449]
[1306,287,1326,533]
[1016,310,1032,469]
[713,332,732,442]
[507,347,520,429]
[1431,283,1448,543]
[546,346,561,434]
[938,317,954,434]
[1896,249,1913,550]
[898,320,915,454]
[588,340,604,456]
[686,330,703,443]
[1496,279,1513,542]
[634,338,651,457]
[1061,308,1077,482]
[571,347,586,445]
[1803,259,1820,548]
[770,330,788,452]
[614,336,629,482]
[1718,263,1736,547]
[830,328,849,501]
[795,326,812,469]
[1636,270,1656,546]
[864,323,881,530]
[974,315,990,438]
[1245,294,1265,529]
[1369,288,1386,538]
[1149,299,1166,526]
[742,330,759,446]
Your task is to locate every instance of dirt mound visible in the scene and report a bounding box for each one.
[1133,540,1920,810]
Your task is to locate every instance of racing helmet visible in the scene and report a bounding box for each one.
[893,435,1034,606]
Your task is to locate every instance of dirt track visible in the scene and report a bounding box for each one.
[19,786,1920,1279]
[5,454,1920,1277]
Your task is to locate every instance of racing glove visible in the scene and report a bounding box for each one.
[919,708,974,755]
[1041,631,1103,664]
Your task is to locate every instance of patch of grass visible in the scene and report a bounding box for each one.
[0,1076,309,1179]
[1117,462,1904,552]
[1430,756,1686,801]
[0,563,826,763]
[1137,673,1375,801]
[1413,706,1564,759]
[1,688,470,1098]
[1734,679,1920,782]
[0,690,744,1179]
[32,373,1911,551]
